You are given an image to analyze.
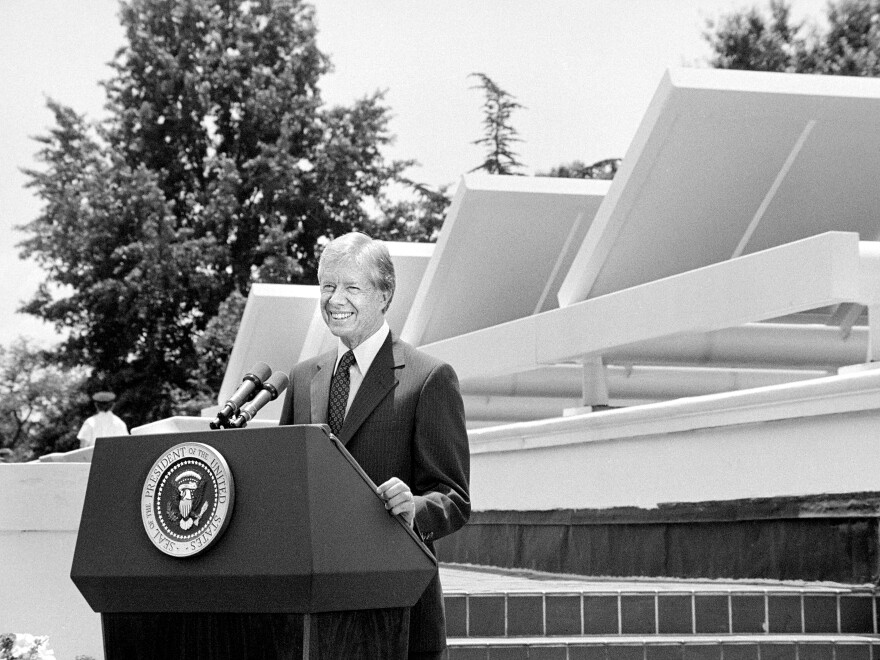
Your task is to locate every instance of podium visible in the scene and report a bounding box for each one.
[70,425,437,659]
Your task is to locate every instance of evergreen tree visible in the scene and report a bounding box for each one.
[469,73,526,175]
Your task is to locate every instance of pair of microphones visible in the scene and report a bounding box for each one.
[209,362,289,429]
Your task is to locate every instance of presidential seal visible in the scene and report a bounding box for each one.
[141,442,234,557]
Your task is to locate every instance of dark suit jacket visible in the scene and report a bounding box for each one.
[278,332,471,652]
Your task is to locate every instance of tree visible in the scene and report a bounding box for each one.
[705,0,880,76]
[467,73,622,182]
[169,289,247,418]
[0,339,88,460]
[369,180,451,243]
[820,0,880,75]
[538,158,622,180]
[704,0,811,72]
[469,73,526,175]
[19,0,414,427]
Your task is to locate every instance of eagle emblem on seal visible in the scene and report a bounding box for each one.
[143,442,234,557]
[166,469,209,530]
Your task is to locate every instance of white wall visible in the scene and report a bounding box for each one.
[0,462,102,659]
[468,368,880,511]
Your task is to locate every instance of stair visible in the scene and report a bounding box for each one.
[440,564,880,659]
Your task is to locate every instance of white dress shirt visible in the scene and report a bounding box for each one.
[333,320,391,416]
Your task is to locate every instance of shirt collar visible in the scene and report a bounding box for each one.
[334,320,390,376]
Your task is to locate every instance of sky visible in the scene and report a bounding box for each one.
[0,0,829,347]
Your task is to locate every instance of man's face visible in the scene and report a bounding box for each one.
[319,259,389,349]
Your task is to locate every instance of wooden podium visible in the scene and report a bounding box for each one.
[70,425,437,659]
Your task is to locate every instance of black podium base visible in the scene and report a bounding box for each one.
[102,609,409,660]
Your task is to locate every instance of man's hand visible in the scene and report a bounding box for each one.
[376,477,415,528]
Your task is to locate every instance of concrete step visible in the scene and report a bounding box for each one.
[446,635,880,659]
[440,565,878,638]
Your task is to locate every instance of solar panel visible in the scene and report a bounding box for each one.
[558,67,880,305]
[401,174,609,346]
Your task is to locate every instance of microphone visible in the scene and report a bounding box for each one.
[229,371,289,428]
[209,362,273,429]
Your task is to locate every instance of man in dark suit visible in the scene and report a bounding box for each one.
[279,232,470,659]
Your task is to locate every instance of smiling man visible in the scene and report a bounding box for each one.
[279,231,471,659]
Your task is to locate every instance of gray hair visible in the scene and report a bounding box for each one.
[318,232,396,312]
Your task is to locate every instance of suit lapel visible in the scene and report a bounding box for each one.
[338,333,402,445]
[309,352,336,425]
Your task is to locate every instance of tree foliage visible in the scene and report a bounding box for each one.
[469,72,526,175]
[538,158,622,180]
[821,0,880,75]
[705,0,880,76]
[168,289,247,418]
[704,0,811,72]
[18,0,418,428]
[370,181,451,243]
[0,339,88,460]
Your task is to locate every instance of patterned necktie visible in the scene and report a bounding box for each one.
[328,350,356,437]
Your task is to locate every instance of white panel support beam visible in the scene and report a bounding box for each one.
[463,395,581,422]
[459,364,827,400]
[604,324,866,370]
[827,302,864,340]
[422,316,539,381]
[580,357,609,407]
[731,120,816,259]
[868,304,880,364]
[560,357,610,416]
[858,242,880,363]
[540,231,863,365]
[421,232,869,382]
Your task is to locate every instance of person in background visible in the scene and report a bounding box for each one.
[279,231,470,660]
[76,391,129,449]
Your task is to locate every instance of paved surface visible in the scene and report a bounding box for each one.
[439,563,875,595]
